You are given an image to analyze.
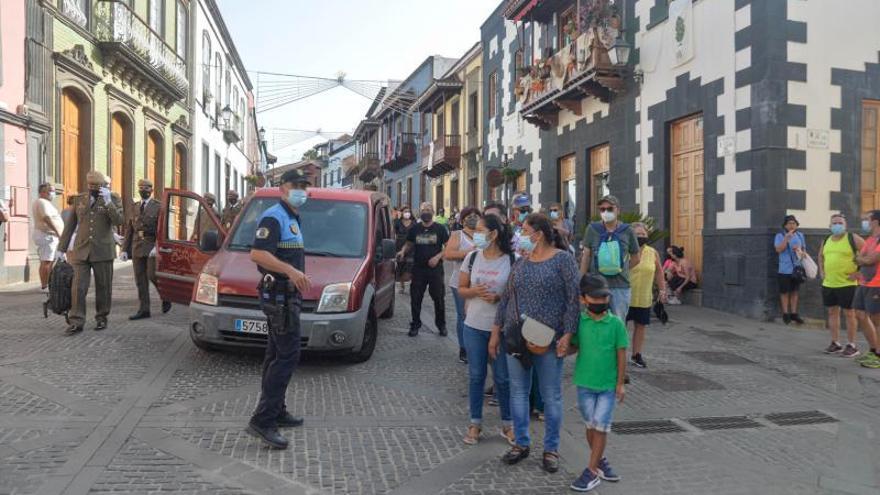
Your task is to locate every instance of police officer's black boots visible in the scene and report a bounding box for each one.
[161,301,172,313]
[246,422,289,450]
[277,411,304,428]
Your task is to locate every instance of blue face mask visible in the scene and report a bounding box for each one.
[518,235,535,253]
[549,211,559,220]
[473,232,490,250]
[288,189,307,208]
[863,220,872,234]
[830,224,846,236]
[518,212,528,222]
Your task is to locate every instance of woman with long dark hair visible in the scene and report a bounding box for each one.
[490,213,580,473]
[459,213,516,445]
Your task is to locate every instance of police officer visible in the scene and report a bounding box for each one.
[121,179,171,319]
[220,189,242,230]
[58,170,124,335]
[246,169,312,449]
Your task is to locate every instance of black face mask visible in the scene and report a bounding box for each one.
[228,197,238,205]
[420,212,433,223]
[637,237,649,246]
[587,303,610,315]
[90,189,100,199]
[139,190,151,200]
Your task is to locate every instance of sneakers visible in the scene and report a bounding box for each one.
[790,313,805,325]
[859,352,880,369]
[631,353,647,368]
[597,457,620,482]
[782,313,792,325]
[570,468,601,492]
[841,344,861,358]
[667,295,682,305]
[407,325,420,337]
[824,341,844,354]
[458,348,468,364]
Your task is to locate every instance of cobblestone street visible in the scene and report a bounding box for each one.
[1,267,879,495]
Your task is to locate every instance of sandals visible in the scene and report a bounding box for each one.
[501,425,515,446]
[501,445,530,465]
[463,424,481,445]
[542,451,560,473]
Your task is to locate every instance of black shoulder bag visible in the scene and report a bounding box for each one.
[503,260,532,368]
[789,232,807,284]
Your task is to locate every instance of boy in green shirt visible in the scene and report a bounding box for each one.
[569,274,629,492]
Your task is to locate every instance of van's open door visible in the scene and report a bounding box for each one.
[155,190,227,305]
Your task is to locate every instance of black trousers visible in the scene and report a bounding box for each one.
[410,267,446,330]
[251,293,301,428]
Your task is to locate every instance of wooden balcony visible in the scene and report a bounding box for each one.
[383,133,419,172]
[93,0,188,107]
[515,29,623,130]
[425,135,461,179]
[358,152,381,182]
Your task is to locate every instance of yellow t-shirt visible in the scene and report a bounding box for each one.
[630,245,658,308]
[821,235,858,288]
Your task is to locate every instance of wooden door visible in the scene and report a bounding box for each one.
[147,131,161,189]
[862,101,880,212]
[671,114,704,279]
[560,154,577,221]
[172,145,186,239]
[61,89,84,203]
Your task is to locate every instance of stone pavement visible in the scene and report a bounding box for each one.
[0,267,879,495]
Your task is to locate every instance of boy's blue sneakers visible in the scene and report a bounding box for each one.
[570,468,601,492]
[598,457,620,482]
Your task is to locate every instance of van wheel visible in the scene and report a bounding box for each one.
[379,290,395,319]
[347,312,377,363]
[191,335,217,352]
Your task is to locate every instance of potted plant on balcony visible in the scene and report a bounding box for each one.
[563,18,578,46]
[529,65,545,93]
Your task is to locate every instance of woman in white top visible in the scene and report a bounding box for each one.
[458,213,516,446]
[443,207,480,363]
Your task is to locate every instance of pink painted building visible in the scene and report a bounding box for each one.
[0,0,52,286]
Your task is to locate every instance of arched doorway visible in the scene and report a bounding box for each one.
[146,130,164,195]
[60,88,90,204]
[110,112,134,210]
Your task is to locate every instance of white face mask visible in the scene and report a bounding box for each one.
[403,212,412,220]
[600,210,617,223]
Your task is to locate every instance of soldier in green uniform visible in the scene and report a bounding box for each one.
[58,170,124,335]
[221,189,243,230]
[121,179,171,320]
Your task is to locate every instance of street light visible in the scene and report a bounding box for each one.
[221,105,233,128]
[607,37,632,67]
[258,126,266,143]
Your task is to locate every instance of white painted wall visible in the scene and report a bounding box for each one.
[785,0,880,228]
[634,0,751,229]
[326,145,355,189]
[191,0,252,209]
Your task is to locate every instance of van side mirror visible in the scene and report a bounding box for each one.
[199,230,220,252]
[381,238,397,260]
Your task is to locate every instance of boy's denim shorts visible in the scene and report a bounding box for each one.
[577,386,617,433]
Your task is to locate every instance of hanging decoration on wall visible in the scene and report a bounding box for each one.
[669,0,695,66]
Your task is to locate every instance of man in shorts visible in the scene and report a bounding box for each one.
[32,183,65,289]
[852,210,880,368]
[818,214,864,357]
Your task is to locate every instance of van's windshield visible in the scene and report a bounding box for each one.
[227,197,368,258]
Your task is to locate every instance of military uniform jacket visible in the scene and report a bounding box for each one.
[59,192,124,263]
[221,202,242,230]
[124,198,160,258]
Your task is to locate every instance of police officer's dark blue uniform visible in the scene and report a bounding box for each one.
[246,169,310,449]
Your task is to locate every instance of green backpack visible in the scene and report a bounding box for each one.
[592,223,628,276]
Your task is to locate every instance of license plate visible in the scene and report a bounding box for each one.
[234,319,268,335]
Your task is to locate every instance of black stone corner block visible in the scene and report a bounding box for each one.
[736,108,752,132]
[734,0,751,9]
[734,25,753,53]
[735,189,756,212]
[713,192,726,215]
[784,20,807,44]
[783,189,806,211]
[829,190,858,220]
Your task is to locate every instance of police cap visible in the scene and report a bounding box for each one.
[280,169,311,186]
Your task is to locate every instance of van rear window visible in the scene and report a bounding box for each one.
[228,198,368,258]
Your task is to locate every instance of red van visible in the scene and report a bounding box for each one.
[154,188,397,363]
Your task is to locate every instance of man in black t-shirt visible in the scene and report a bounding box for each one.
[398,202,450,337]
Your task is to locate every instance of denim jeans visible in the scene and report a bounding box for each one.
[577,387,617,433]
[463,325,511,425]
[506,349,564,452]
[609,287,631,321]
[450,287,466,351]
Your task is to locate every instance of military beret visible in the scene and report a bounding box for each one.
[138,179,154,188]
[204,192,216,201]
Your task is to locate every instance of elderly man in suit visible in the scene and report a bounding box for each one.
[121,179,171,320]
[58,170,124,335]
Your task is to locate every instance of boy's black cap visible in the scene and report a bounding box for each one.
[280,169,311,186]
[581,274,610,297]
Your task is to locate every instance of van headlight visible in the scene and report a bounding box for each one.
[317,283,351,313]
[195,273,219,306]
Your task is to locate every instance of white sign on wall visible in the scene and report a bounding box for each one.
[717,136,736,157]
[669,0,694,67]
[807,129,829,149]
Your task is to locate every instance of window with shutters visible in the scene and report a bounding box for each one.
[488,71,497,118]
[176,0,187,60]
[201,32,211,102]
[149,0,164,36]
